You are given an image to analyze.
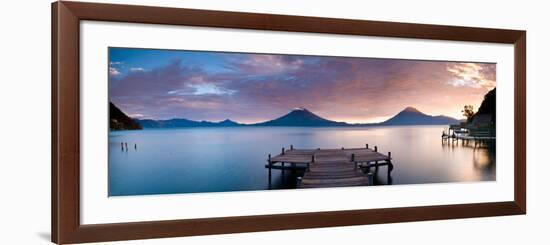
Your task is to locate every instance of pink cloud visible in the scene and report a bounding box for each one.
[109,52,496,123]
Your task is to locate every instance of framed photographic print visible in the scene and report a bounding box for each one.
[52,1,526,244]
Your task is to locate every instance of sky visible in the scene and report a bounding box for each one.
[108,48,496,124]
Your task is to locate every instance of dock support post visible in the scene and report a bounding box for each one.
[281,162,285,180]
[282,147,285,155]
[351,153,356,169]
[268,154,272,189]
[387,152,394,183]
[367,172,374,186]
[374,146,378,152]
[290,145,294,150]
[387,162,394,182]
[366,143,369,149]
[308,155,314,172]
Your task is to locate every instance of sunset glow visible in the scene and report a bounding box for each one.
[109,48,496,123]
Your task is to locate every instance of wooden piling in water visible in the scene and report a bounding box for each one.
[307,155,314,172]
[374,146,378,152]
[367,172,374,185]
[351,153,356,169]
[387,151,393,179]
[268,154,272,189]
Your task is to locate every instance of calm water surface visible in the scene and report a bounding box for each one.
[108,126,495,196]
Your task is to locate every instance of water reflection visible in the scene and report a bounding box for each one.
[440,137,496,180]
[109,126,496,196]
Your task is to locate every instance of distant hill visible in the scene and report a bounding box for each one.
[134,106,460,128]
[381,107,460,125]
[109,102,142,130]
[473,88,496,124]
[137,118,241,128]
[253,107,348,127]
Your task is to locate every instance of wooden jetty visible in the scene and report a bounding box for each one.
[266,145,393,189]
[442,127,495,148]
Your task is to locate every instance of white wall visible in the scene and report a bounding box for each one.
[0,0,547,244]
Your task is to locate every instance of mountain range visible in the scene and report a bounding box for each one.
[113,106,460,130]
[137,118,241,128]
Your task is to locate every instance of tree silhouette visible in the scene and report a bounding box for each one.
[462,105,475,123]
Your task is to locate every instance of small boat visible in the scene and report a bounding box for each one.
[452,128,469,134]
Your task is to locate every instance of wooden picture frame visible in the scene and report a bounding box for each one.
[52,1,526,244]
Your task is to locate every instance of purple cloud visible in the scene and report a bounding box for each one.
[109,50,496,123]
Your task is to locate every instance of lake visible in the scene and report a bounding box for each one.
[108,126,496,196]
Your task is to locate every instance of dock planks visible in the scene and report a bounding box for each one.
[300,162,369,188]
[267,147,392,189]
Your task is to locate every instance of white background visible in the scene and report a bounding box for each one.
[0,0,547,244]
[81,20,514,224]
